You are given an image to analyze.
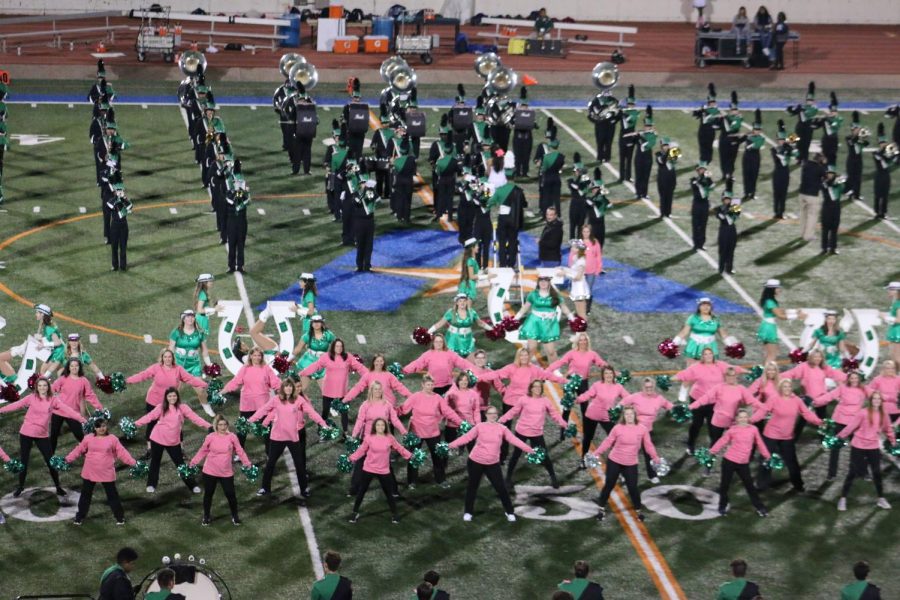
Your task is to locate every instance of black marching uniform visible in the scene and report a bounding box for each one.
[350,174,378,272]
[820,93,842,166]
[468,179,494,269]
[343,82,369,160]
[512,88,536,177]
[585,169,609,247]
[617,90,639,181]
[290,86,318,176]
[844,116,867,200]
[715,183,738,274]
[740,110,766,201]
[273,79,294,154]
[108,191,131,272]
[391,137,417,223]
[872,131,897,220]
[787,82,819,162]
[588,93,619,163]
[567,154,587,239]
[493,182,527,267]
[656,144,678,217]
[694,84,721,164]
[690,167,714,250]
[369,124,394,200]
[820,171,843,254]
[718,94,743,179]
[770,121,797,218]
[225,174,250,273]
[633,106,656,200]
[538,143,564,215]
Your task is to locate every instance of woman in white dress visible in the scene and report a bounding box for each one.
[560,240,590,318]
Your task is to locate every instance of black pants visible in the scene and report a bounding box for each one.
[491,124,510,152]
[588,213,606,248]
[720,459,765,511]
[457,196,472,244]
[581,418,614,457]
[845,155,862,199]
[374,167,391,199]
[279,122,293,152]
[435,178,456,218]
[618,139,635,181]
[742,150,760,198]
[822,134,838,167]
[226,213,247,271]
[719,136,738,177]
[841,448,883,498]
[691,203,709,249]
[49,414,85,455]
[597,460,640,509]
[506,433,557,487]
[595,121,615,162]
[657,176,676,217]
[237,409,271,453]
[757,437,803,491]
[353,216,375,271]
[634,151,652,198]
[698,128,715,164]
[464,459,514,514]
[18,434,62,490]
[350,455,398,496]
[772,167,789,217]
[144,403,156,442]
[341,195,355,245]
[793,399,827,440]
[686,404,714,452]
[148,441,196,489]
[873,171,890,218]
[797,125,812,162]
[262,438,307,493]
[560,380,588,427]
[407,435,446,484]
[496,219,519,268]
[718,223,737,273]
[321,396,350,431]
[353,470,397,515]
[828,442,845,479]
[393,181,413,222]
[109,218,128,270]
[568,201,586,240]
[203,473,239,519]
[513,134,533,177]
[472,213,493,269]
[820,201,840,252]
[773,41,786,69]
[77,479,124,521]
[348,134,365,161]
[539,179,561,215]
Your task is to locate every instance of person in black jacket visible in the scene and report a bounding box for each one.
[770,120,797,219]
[98,547,138,600]
[343,78,368,160]
[423,570,450,600]
[567,153,588,239]
[798,152,826,241]
[690,162,714,251]
[538,206,563,267]
[693,84,720,165]
[872,123,897,220]
[632,106,656,200]
[146,568,187,600]
[819,164,843,255]
[512,87,536,177]
[107,183,132,272]
[844,112,867,201]
[392,135,417,224]
[715,179,738,274]
[226,164,250,273]
[538,138,565,215]
[840,561,883,600]
[557,560,604,600]
[492,179,527,268]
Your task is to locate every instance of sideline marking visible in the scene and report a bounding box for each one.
[169,207,178,214]
[257,208,266,215]
[302,208,311,216]
[143,334,153,344]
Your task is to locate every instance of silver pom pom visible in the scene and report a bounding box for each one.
[584,453,601,469]
[654,456,671,477]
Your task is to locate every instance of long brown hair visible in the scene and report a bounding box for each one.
[369,417,389,436]
[193,281,213,309]
[161,387,181,414]
[459,245,477,284]
[328,338,348,361]
[865,392,887,426]
[277,378,297,402]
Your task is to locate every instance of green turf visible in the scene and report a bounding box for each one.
[0,90,898,600]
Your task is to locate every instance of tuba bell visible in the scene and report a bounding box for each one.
[279,53,306,79]
[885,142,899,159]
[857,127,870,140]
[388,64,417,95]
[179,50,207,78]
[486,66,518,97]
[380,56,409,83]
[592,62,619,91]
[474,52,501,80]
[289,61,319,90]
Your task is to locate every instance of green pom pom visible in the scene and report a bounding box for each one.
[129,460,149,479]
[118,416,137,440]
[562,374,583,396]
[251,422,271,438]
[655,375,672,392]
[693,447,716,469]
[177,463,200,480]
[49,456,71,472]
[615,369,631,385]
[883,440,900,457]
[110,372,127,393]
[821,434,846,450]
[670,403,693,425]
[458,420,473,435]
[207,378,224,394]
[817,418,838,438]
[241,464,260,483]
[742,365,764,384]
[333,401,350,414]
[527,446,547,465]
[337,454,354,473]
[434,441,450,458]
[82,420,95,435]
[402,432,421,450]
[765,453,785,470]
[235,416,251,437]
[563,423,578,439]
[208,390,226,408]
[344,436,362,453]
[408,447,427,468]
[608,405,622,422]
[465,369,478,387]
[319,419,341,442]
[560,394,575,411]
[387,362,405,380]
[3,458,25,474]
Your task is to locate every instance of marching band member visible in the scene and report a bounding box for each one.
[693,84,720,164]
[740,109,765,202]
[190,414,252,526]
[715,181,739,274]
[872,123,898,220]
[391,134,417,224]
[585,170,610,248]
[690,162,714,251]
[718,92,742,180]
[820,92,842,166]
[633,106,656,201]
[819,164,844,255]
[786,81,819,162]
[617,86,639,182]
[844,112,867,201]
[770,120,798,219]
[656,138,678,217]
[588,87,619,163]
[567,155,588,239]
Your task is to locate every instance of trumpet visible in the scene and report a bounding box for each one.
[857,127,870,140]
[786,132,800,144]
[885,143,899,159]
[668,147,682,161]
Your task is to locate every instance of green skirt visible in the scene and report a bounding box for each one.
[298,350,325,380]
[519,310,561,343]
[888,323,900,344]
[196,314,210,337]
[756,321,778,344]
[48,345,66,364]
[446,327,475,357]
[684,338,719,360]
[175,354,202,376]
[457,280,477,301]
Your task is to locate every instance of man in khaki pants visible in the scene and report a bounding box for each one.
[797,153,826,241]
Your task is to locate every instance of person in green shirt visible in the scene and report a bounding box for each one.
[805,310,848,369]
[193,273,217,335]
[841,560,882,600]
[427,294,493,357]
[558,560,604,599]
[145,568,186,600]
[311,550,353,600]
[756,279,805,366]
[716,558,760,600]
[886,281,900,364]
[534,8,553,39]
[98,546,138,600]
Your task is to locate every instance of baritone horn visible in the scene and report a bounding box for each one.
[179,50,206,77]
[592,62,619,91]
[289,61,319,90]
[279,53,306,79]
[474,52,501,79]
[786,132,800,144]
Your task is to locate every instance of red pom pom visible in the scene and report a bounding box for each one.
[485,324,506,341]
[841,357,860,373]
[412,327,433,346]
[789,348,808,364]
[27,373,38,390]
[95,375,114,395]
[272,354,292,375]
[657,338,680,359]
[1,383,20,403]
[724,343,746,359]
[352,353,363,364]
[203,363,222,378]
[500,316,521,332]
[569,316,588,333]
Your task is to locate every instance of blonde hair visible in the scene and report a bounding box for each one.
[213,414,231,431]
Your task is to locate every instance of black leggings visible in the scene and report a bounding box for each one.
[687,404,714,452]
[18,434,61,490]
[49,414,85,455]
[148,442,196,489]
[321,397,349,432]
[464,459,514,514]
[720,459,765,511]
[757,437,803,491]
[561,380,588,425]
[262,437,307,493]
[144,403,157,443]
[352,470,397,515]
[237,409,271,453]
[407,436,446,485]
[77,479,124,521]
[506,433,557,487]
[202,474,239,519]
[581,418,614,457]
[793,397,827,441]
[597,460,641,510]
[841,448,883,498]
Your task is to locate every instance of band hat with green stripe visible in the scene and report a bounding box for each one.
[696,161,708,170]
[196,273,214,283]
[34,303,53,317]
[660,137,670,146]
[826,163,837,173]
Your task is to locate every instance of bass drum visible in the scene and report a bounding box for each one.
[140,563,231,600]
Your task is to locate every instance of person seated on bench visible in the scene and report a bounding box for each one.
[534,8,553,39]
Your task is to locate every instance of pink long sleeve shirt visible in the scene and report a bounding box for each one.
[349,434,412,475]
[548,350,607,379]
[402,350,473,388]
[484,363,566,406]
[299,353,368,398]
[781,363,846,398]
[710,425,771,464]
[867,375,899,415]
[343,370,411,406]
[470,364,506,410]
[838,410,897,450]
[221,364,281,411]
[499,395,567,437]
[445,386,483,425]
[126,363,207,407]
[690,383,761,428]
[250,397,327,442]
[397,391,461,439]
[450,421,532,465]
[748,378,780,405]
[135,403,211,447]
[675,361,744,401]
[756,394,823,440]
[593,423,659,466]
[190,432,251,477]
[0,394,86,438]
[813,385,867,425]
[568,240,603,274]
[621,392,674,432]
[51,376,103,414]
[65,434,136,482]
[577,382,628,422]
[0,444,9,462]
[351,400,407,439]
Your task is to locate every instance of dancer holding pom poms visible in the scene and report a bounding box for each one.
[835,392,895,512]
[49,358,104,454]
[709,408,770,517]
[190,414,252,526]
[575,366,628,466]
[348,418,412,524]
[500,380,567,490]
[222,347,281,451]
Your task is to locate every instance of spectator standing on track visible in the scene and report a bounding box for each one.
[538,206,564,268]
[770,12,790,71]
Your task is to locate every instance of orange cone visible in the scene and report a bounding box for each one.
[522,74,538,86]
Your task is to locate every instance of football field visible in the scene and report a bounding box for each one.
[0,80,898,599]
